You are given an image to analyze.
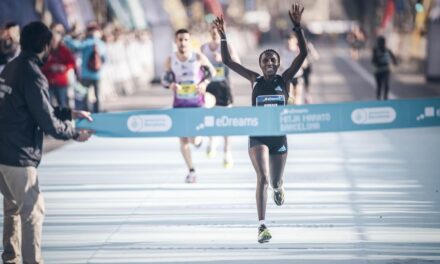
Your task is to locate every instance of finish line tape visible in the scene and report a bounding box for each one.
[76,98,440,137]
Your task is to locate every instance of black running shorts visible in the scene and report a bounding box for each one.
[249,136,288,155]
[206,81,233,106]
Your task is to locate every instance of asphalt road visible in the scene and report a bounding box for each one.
[5,40,440,264]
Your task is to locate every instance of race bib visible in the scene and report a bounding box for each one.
[256,95,285,107]
[213,66,226,81]
[176,82,197,99]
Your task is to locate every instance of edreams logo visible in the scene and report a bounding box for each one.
[416,106,440,121]
[196,115,259,130]
[127,115,172,132]
[351,107,396,125]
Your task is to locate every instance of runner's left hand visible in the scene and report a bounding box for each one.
[212,16,226,37]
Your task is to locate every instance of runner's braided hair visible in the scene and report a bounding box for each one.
[259,49,280,65]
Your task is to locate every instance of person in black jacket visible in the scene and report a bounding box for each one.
[0,21,92,264]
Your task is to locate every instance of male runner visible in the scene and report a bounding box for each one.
[163,28,215,183]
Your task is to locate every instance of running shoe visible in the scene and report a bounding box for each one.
[206,145,217,158]
[185,171,197,183]
[258,224,272,243]
[273,187,285,206]
[223,151,234,168]
[194,137,203,148]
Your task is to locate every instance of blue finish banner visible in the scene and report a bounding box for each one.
[76,98,440,137]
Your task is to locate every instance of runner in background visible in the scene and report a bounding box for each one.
[280,33,304,105]
[280,34,320,105]
[201,23,241,168]
[162,28,215,183]
[347,25,366,61]
[302,40,320,104]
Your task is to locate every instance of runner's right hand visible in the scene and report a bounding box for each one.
[212,16,226,38]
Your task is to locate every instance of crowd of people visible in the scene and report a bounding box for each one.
[0,21,154,113]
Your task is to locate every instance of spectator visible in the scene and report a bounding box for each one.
[0,22,20,73]
[64,22,106,112]
[0,21,93,264]
[41,23,76,108]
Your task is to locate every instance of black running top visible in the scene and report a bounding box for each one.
[252,75,288,107]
